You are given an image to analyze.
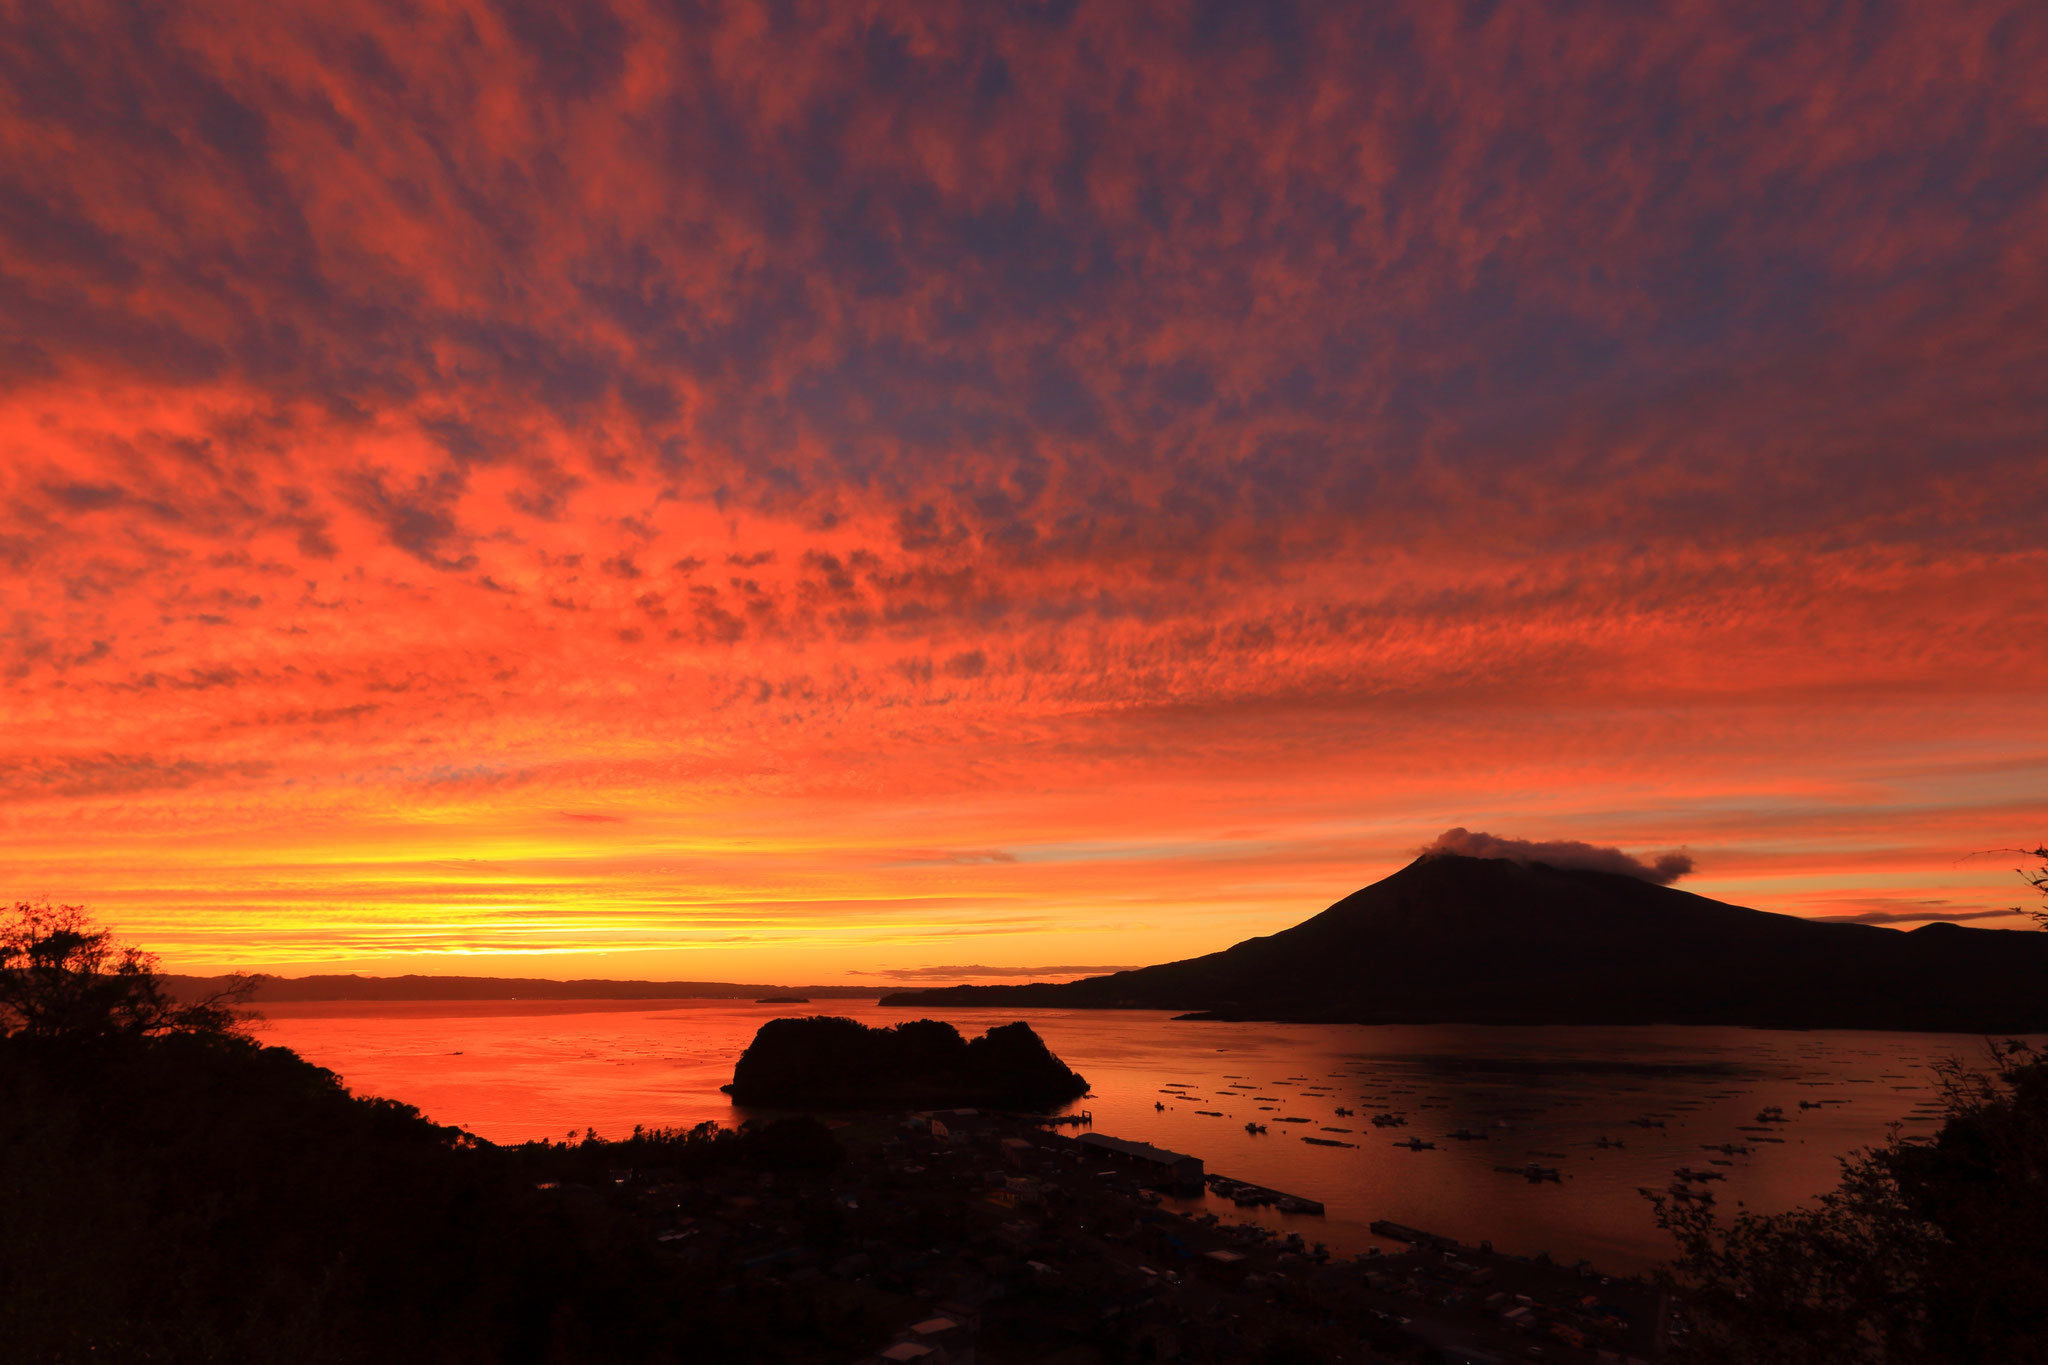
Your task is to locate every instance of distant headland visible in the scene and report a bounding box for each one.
[883,853,2048,1033]
[161,974,888,1003]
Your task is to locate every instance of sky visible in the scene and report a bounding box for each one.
[3,0,2046,983]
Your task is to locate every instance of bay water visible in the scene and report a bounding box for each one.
[256,999,1997,1273]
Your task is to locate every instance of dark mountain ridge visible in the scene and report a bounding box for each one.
[161,973,888,1003]
[883,854,2048,1031]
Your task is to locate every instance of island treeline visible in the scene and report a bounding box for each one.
[724,1015,1090,1110]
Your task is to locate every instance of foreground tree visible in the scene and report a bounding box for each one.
[1654,1042,2047,1362]
[1653,848,2048,1362]
[0,900,256,1041]
[2023,844,2048,930]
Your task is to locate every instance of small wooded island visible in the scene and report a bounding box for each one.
[724,1015,1089,1110]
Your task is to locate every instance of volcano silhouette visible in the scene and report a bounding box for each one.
[882,854,2048,1031]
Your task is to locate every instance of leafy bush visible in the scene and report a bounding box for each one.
[1654,847,2048,1362]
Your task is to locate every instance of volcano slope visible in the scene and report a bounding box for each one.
[883,854,2048,1031]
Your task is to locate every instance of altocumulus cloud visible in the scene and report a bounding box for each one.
[2,0,2044,975]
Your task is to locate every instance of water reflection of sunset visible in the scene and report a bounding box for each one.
[4,1,2044,981]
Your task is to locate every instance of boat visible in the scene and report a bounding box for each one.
[1594,1136,1624,1149]
[1244,1122,1267,1134]
[1497,1163,1560,1183]
[1302,1136,1355,1147]
[1370,1113,1408,1128]
[1333,1106,1353,1117]
[1394,1138,1436,1151]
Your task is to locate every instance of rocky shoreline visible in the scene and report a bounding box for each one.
[588,1105,1674,1364]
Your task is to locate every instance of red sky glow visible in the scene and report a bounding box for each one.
[4,0,2046,981]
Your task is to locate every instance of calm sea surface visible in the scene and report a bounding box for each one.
[257,999,2013,1273]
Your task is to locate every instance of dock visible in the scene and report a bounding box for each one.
[1207,1173,1325,1215]
[1369,1219,1458,1249]
[1077,1132,1204,1191]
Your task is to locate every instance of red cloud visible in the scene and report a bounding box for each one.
[1,0,2042,974]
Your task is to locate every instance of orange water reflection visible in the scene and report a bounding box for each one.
[258,1000,2010,1273]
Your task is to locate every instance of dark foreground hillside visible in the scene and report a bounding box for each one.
[0,1031,849,1364]
[0,1027,1509,1365]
